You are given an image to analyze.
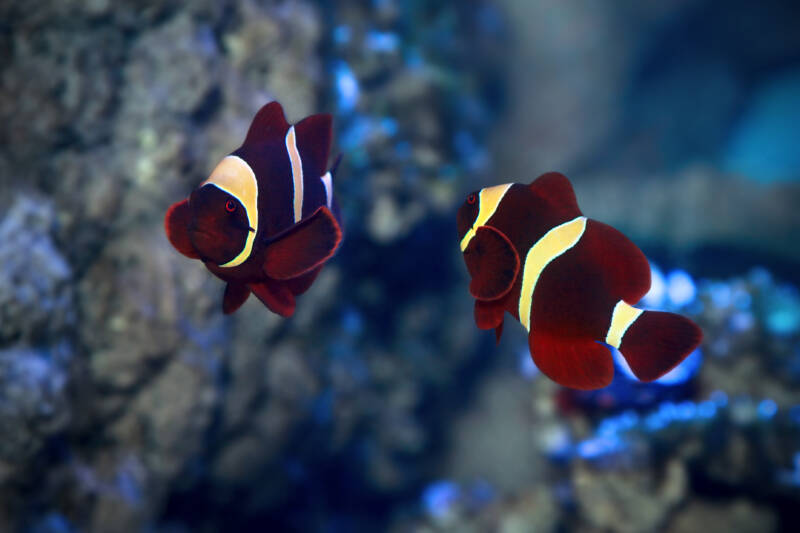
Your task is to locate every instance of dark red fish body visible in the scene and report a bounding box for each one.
[457,173,702,390]
[165,102,343,316]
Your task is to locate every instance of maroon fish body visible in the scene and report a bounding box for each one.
[457,173,702,390]
[165,102,343,316]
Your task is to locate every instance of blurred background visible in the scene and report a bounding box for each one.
[1,0,800,531]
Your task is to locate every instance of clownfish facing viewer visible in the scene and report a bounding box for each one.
[165,102,343,317]
[457,172,702,390]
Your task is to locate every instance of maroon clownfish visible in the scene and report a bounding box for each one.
[457,172,702,390]
[164,102,343,317]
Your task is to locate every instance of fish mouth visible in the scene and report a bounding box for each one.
[188,227,222,252]
[188,226,217,241]
[231,220,256,233]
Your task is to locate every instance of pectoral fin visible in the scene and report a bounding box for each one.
[248,279,296,317]
[263,206,342,280]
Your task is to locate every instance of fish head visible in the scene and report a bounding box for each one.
[187,184,253,265]
[457,190,480,245]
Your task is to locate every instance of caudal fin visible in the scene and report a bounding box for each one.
[618,310,702,382]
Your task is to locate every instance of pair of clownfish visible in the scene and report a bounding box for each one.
[166,102,702,391]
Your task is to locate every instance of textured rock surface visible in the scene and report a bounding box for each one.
[0,1,503,531]
[0,196,74,344]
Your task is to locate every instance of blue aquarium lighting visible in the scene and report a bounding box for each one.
[666,269,697,308]
[611,347,702,386]
[422,480,460,519]
[641,262,666,308]
[333,25,351,45]
[577,435,626,460]
[334,61,360,112]
[654,348,703,386]
[518,347,539,380]
[764,285,800,336]
[365,30,400,53]
[758,398,778,419]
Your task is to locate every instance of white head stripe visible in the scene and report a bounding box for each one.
[202,155,259,268]
[321,172,333,208]
[460,183,513,251]
[518,216,587,331]
[285,126,304,222]
[605,300,644,348]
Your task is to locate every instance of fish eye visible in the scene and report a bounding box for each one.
[467,193,477,205]
[225,200,236,212]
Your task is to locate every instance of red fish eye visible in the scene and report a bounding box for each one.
[467,194,477,205]
[225,200,236,212]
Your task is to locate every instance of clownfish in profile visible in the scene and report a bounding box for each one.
[457,172,702,390]
[165,102,343,317]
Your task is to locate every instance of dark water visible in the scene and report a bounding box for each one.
[1,1,799,532]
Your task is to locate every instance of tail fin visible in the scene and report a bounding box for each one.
[617,310,702,382]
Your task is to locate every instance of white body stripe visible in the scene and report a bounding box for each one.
[321,171,333,208]
[203,155,259,268]
[518,216,587,331]
[460,183,513,251]
[605,300,644,348]
[285,126,304,222]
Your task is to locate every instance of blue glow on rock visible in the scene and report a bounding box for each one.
[334,61,359,112]
[613,346,701,386]
[572,391,783,463]
[764,286,800,336]
[729,311,755,332]
[29,513,76,533]
[379,117,399,137]
[642,262,666,308]
[333,25,351,45]
[758,398,778,419]
[666,269,696,307]
[611,347,637,381]
[365,30,399,53]
[577,435,626,459]
[422,480,460,519]
[518,348,539,380]
[710,390,729,407]
[697,400,718,419]
[466,479,495,507]
[709,281,733,308]
[655,348,703,386]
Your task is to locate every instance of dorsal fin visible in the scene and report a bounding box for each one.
[528,172,580,212]
[243,101,290,146]
[294,113,332,178]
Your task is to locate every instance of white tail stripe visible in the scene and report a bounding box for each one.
[518,216,587,331]
[606,300,644,348]
[321,171,333,208]
[285,126,304,222]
